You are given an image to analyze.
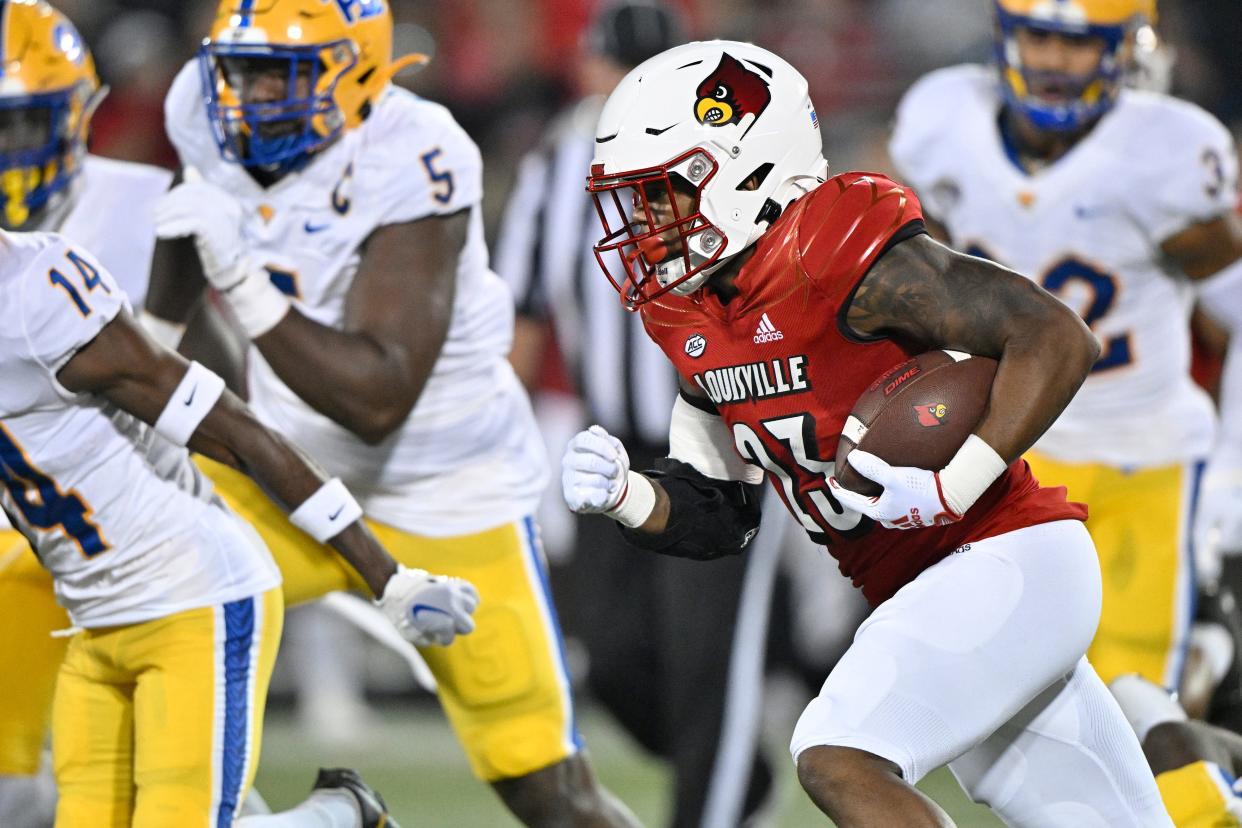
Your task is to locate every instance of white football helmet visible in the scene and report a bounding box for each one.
[588,40,828,308]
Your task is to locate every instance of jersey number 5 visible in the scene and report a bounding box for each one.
[0,423,108,557]
[420,148,455,205]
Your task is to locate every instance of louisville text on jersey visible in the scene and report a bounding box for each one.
[692,355,810,406]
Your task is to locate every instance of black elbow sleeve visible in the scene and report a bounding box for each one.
[617,458,764,561]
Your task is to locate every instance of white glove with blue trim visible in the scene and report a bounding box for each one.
[376,565,480,647]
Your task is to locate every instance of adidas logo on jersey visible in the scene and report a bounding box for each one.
[753,313,784,344]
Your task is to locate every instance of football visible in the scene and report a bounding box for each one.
[834,351,998,496]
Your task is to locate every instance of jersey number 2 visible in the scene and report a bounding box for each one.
[0,423,108,556]
[966,245,1132,373]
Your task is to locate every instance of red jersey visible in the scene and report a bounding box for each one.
[640,172,1086,605]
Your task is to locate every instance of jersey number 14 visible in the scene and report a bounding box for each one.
[0,423,108,557]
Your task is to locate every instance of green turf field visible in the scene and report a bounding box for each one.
[254,700,1004,827]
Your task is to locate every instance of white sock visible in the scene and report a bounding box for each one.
[236,789,360,828]
[1108,673,1188,743]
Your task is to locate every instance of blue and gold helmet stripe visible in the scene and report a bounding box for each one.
[238,0,256,28]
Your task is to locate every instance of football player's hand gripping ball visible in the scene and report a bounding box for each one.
[562,425,630,514]
[829,450,962,529]
[377,565,480,647]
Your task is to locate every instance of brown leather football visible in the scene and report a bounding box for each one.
[834,351,998,497]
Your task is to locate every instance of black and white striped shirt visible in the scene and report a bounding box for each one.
[495,96,678,449]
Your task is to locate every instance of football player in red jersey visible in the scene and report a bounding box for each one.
[562,40,1173,826]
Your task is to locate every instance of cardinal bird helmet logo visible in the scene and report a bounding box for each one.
[694,53,772,132]
[915,403,948,427]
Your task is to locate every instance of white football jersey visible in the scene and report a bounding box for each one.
[53,155,172,308]
[164,62,547,536]
[0,231,279,627]
[0,158,170,535]
[890,65,1237,467]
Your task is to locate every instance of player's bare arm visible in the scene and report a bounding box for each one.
[253,211,467,444]
[144,169,209,330]
[1162,213,1242,281]
[57,309,398,597]
[845,233,1101,463]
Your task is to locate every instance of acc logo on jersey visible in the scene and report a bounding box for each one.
[685,333,707,359]
[695,54,771,130]
[914,403,948,427]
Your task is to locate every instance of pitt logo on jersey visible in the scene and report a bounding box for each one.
[692,356,810,406]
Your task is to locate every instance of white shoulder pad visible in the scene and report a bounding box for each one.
[356,88,483,225]
[15,233,128,376]
[1119,92,1239,243]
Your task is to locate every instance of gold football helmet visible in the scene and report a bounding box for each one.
[0,0,104,229]
[994,0,1156,130]
[199,0,425,170]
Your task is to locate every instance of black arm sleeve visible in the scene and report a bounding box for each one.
[617,458,764,561]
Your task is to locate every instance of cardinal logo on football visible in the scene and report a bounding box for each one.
[914,403,948,427]
[695,54,772,130]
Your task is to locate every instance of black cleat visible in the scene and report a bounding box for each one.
[311,767,401,828]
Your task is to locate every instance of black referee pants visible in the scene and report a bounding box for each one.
[552,472,780,828]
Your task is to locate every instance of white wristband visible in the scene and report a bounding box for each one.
[289,478,364,543]
[606,471,658,528]
[937,434,1008,517]
[138,310,186,351]
[221,259,291,339]
[153,361,226,446]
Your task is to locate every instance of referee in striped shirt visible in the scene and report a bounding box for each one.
[496,4,784,826]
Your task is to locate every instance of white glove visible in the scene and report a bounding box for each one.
[376,565,480,647]
[1196,454,1242,563]
[562,425,630,514]
[153,166,289,338]
[829,450,962,530]
[154,166,246,284]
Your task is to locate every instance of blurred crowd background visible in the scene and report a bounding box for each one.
[56,0,1242,241]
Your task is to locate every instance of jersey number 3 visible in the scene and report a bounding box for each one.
[0,423,108,556]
